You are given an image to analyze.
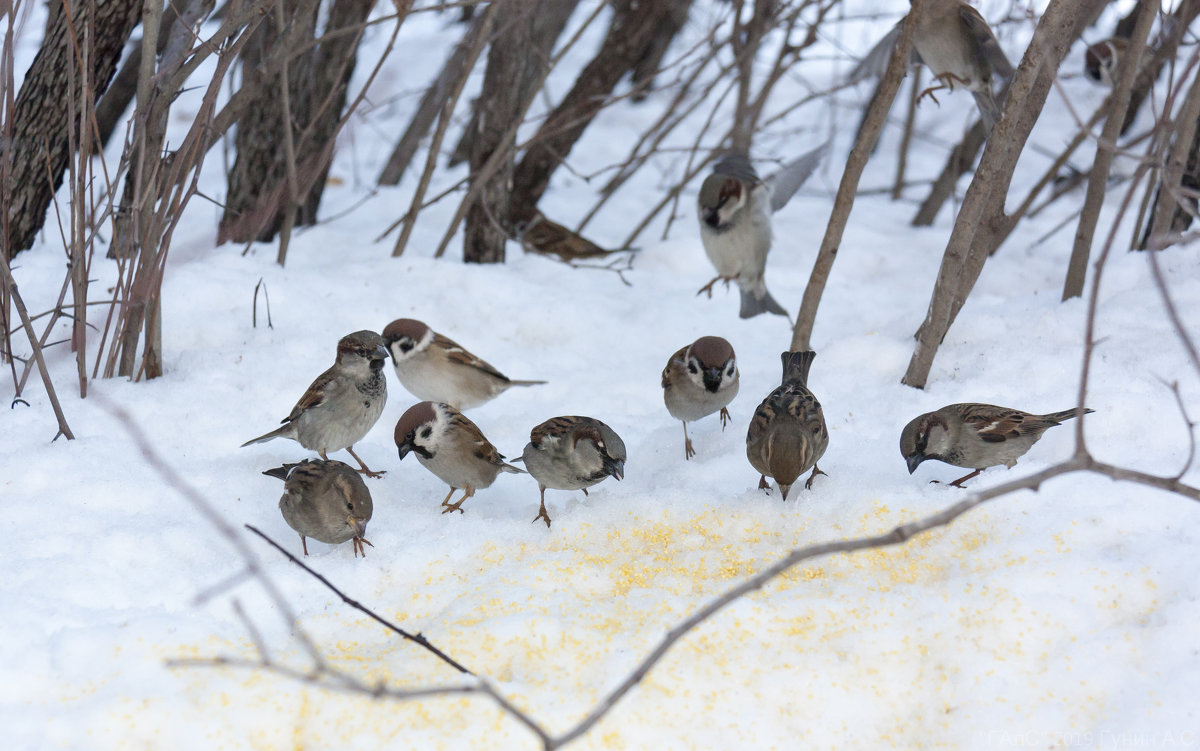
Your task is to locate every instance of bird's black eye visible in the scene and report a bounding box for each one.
[687,363,698,375]
[421,427,432,439]
[346,501,354,511]
[727,365,735,376]
[399,340,414,353]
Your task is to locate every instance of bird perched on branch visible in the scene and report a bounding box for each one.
[696,145,825,319]
[848,0,1013,131]
[382,318,545,410]
[900,403,1093,487]
[746,351,829,499]
[662,335,739,460]
[522,416,626,528]
[242,331,390,477]
[394,401,524,515]
[264,459,374,558]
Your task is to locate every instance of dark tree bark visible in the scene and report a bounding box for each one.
[2,0,140,258]
[219,0,320,244]
[218,0,376,243]
[629,0,692,101]
[463,0,578,263]
[93,1,187,151]
[903,0,1094,389]
[378,12,490,185]
[507,0,681,225]
[296,0,376,223]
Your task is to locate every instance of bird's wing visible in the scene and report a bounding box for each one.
[284,367,337,422]
[661,345,688,389]
[959,404,1028,442]
[844,19,918,86]
[435,332,510,383]
[766,144,827,213]
[959,4,1013,79]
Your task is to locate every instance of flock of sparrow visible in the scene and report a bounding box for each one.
[240,320,1087,559]
[239,0,1108,557]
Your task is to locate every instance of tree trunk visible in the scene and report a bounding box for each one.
[296,0,375,224]
[219,0,320,244]
[508,0,680,225]
[1061,0,1157,299]
[463,0,579,263]
[2,0,140,258]
[378,12,490,185]
[789,0,921,351]
[903,0,1087,389]
[629,0,692,101]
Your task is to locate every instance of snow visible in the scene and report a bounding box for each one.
[4,1,1200,748]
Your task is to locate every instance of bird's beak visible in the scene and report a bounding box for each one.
[779,483,792,501]
[906,453,923,475]
[702,207,719,227]
[350,517,367,538]
[397,440,413,460]
[702,367,723,393]
[606,457,625,481]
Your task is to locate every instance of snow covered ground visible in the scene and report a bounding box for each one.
[4,1,1200,748]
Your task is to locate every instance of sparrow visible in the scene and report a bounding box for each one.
[912,0,1013,129]
[746,350,829,499]
[848,0,1013,131]
[382,318,546,409]
[901,403,1093,487]
[242,331,390,478]
[521,416,626,528]
[263,459,374,557]
[515,212,617,260]
[661,335,739,460]
[696,145,825,319]
[394,401,524,514]
[1084,37,1127,87]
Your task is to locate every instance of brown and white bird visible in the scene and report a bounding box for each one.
[264,459,374,557]
[522,416,626,528]
[242,331,389,477]
[381,318,545,409]
[662,335,739,460]
[1084,37,1128,87]
[746,351,829,499]
[900,403,1092,487]
[849,0,1013,130]
[394,401,524,514]
[912,0,1013,129]
[697,145,825,319]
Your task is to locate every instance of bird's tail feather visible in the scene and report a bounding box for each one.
[501,462,527,474]
[739,287,789,319]
[1045,407,1094,423]
[973,89,1000,133]
[508,379,547,387]
[262,463,298,481]
[780,350,816,387]
[240,424,293,448]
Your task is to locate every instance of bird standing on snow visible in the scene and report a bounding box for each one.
[265,459,374,557]
[696,145,825,319]
[242,331,390,477]
[522,416,626,528]
[900,403,1093,487]
[394,401,524,515]
[662,335,739,460]
[382,318,545,410]
[746,351,829,499]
